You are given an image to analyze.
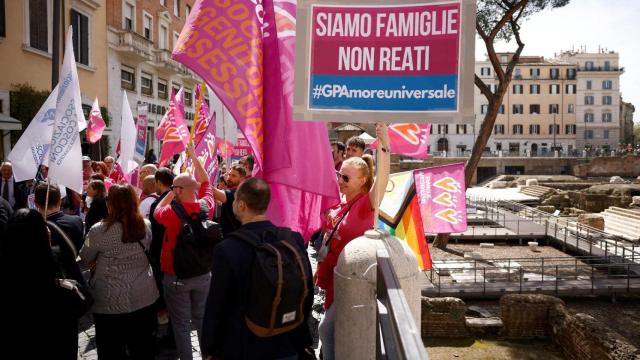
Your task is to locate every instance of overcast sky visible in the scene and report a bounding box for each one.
[474,0,639,122]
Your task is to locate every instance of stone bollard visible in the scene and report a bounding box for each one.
[334,230,421,360]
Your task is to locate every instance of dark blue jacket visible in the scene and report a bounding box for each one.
[202,220,313,359]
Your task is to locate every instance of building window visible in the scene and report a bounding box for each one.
[602,95,612,105]
[70,9,89,66]
[159,24,168,49]
[500,55,508,63]
[584,96,594,105]
[568,104,574,113]
[480,104,488,114]
[480,67,491,76]
[143,13,152,40]
[549,84,560,94]
[585,130,594,139]
[456,124,467,134]
[513,104,523,114]
[0,0,5,38]
[28,0,49,52]
[603,130,610,139]
[172,85,181,98]
[529,124,540,135]
[124,2,134,30]
[529,84,540,94]
[514,68,522,79]
[174,0,180,17]
[437,124,449,134]
[584,112,594,123]
[157,79,168,100]
[530,68,540,79]
[550,68,559,79]
[121,65,135,91]
[565,124,576,135]
[141,72,153,96]
[184,89,193,106]
[586,80,592,90]
[549,124,560,135]
[585,61,594,70]
[602,80,612,90]
[186,4,191,18]
[499,105,505,114]
[566,84,576,94]
[512,124,523,135]
[513,84,523,94]
[604,61,611,71]
[566,68,576,80]
[529,104,540,114]
[549,104,559,114]
[173,32,180,51]
[494,124,504,135]
[602,112,612,123]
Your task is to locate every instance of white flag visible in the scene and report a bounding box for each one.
[8,86,59,182]
[48,26,86,194]
[117,91,138,175]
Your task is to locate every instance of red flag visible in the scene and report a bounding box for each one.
[86,98,106,144]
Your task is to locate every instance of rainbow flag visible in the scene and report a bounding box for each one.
[378,171,432,270]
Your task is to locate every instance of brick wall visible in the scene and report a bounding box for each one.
[500,294,563,339]
[421,297,468,338]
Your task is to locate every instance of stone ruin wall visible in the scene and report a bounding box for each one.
[421,295,640,360]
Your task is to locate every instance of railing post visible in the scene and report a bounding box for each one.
[483,267,486,295]
[564,227,567,252]
[542,257,545,283]
[474,260,477,283]
[555,265,559,295]
[591,265,595,294]
[519,268,523,293]
[575,258,578,280]
[628,264,630,292]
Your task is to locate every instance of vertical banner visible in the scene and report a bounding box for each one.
[413,163,467,234]
[294,0,476,123]
[135,105,148,164]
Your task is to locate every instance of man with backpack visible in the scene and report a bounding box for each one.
[202,178,314,360]
[154,146,219,360]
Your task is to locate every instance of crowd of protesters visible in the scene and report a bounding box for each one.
[0,123,390,360]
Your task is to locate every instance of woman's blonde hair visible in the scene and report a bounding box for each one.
[343,154,375,192]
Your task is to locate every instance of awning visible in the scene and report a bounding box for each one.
[0,113,22,131]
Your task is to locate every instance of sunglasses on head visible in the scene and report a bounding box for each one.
[335,171,350,183]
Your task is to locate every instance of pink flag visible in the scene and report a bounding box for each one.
[371,123,431,159]
[172,0,264,172]
[173,0,339,239]
[413,163,468,234]
[86,98,106,144]
[158,88,189,166]
[192,84,210,145]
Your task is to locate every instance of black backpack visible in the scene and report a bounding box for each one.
[171,200,222,279]
[230,228,310,337]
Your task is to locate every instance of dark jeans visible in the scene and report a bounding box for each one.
[93,304,156,360]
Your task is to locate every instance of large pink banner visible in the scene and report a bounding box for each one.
[172,0,264,172]
[158,90,189,166]
[371,123,431,159]
[413,163,467,234]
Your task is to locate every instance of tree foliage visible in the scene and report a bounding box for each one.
[9,83,50,144]
[433,0,570,249]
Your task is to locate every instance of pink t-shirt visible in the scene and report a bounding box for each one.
[316,192,373,309]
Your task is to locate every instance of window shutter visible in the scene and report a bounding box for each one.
[30,0,48,52]
[81,14,89,64]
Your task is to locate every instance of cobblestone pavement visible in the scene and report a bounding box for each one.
[77,246,324,359]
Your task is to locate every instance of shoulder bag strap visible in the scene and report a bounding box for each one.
[171,200,191,223]
[47,220,78,259]
[136,239,152,265]
[322,195,361,250]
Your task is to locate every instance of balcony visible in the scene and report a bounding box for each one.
[113,30,154,62]
[154,49,199,81]
[577,66,624,73]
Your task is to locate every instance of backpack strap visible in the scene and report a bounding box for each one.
[228,228,262,248]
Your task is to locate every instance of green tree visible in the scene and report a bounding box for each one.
[9,83,50,145]
[433,0,570,249]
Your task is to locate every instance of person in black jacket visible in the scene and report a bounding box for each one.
[84,179,108,234]
[202,178,314,360]
[34,183,85,251]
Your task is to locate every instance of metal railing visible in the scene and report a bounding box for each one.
[467,197,640,262]
[427,255,640,296]
[376,249,428,360]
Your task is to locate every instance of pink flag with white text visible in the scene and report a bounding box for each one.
[192,84,210,145]
[413,163,467,234]
[158,88,189,166]
[173,0,339,240]
[371,123,431,159]
[86,98,105,144]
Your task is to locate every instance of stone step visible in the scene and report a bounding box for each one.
[465,317,503,328]
[600,213,640,240]
[607,206,640,220]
